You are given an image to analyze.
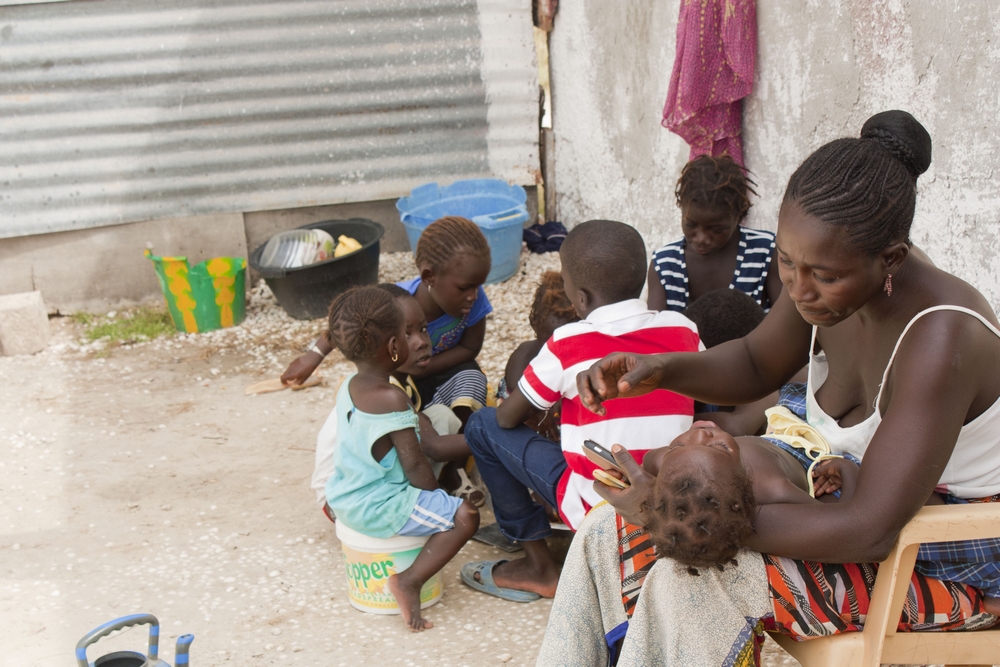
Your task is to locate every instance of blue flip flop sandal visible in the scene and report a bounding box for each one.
[460,560,542,602]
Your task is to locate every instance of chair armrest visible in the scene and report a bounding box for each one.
[896,503,1000,548]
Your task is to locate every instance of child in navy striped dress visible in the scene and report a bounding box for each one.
[647,155,782,312]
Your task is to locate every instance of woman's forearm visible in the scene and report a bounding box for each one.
[745,500,898,563]
[659,292,810,405]
[656,338,796,406]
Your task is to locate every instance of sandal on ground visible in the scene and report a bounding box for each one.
[460,560,541,602]
[450,468,486,507]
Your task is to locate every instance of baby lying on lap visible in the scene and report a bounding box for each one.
[628,421,858,575]
[622,421,1000,620]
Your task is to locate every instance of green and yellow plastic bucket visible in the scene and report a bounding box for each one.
[145,250,246,333]
[335,520,443,614]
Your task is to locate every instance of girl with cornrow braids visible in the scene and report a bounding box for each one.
[544,110,1000,664]
[323,286,479,633]
[396,215,493,428]
[311,284,472,523]
[648,154,783,314]
[284,216,492,502]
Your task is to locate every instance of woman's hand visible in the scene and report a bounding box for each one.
[576,353,668,415]
[591,445,657,527]
[281,352,322,386]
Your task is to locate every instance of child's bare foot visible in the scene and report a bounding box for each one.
[486,556,560,598]
[984,595,1000,616]
[388,573,433,632]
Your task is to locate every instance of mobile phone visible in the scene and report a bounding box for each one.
[593,468,630,489]
[583,439,624,472]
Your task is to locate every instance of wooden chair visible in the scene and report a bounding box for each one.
[768,503,1000,667]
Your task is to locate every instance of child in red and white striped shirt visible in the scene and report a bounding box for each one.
[460,219,701,602]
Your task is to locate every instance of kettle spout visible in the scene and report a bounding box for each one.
[175,634,194,665]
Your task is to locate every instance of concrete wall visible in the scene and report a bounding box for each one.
[0,213,247,314]
[548,1,1000,308]
[0,187,538,313]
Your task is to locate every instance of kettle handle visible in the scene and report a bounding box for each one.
[75,613,160,667]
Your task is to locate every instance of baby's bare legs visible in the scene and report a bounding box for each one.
[388,500,479,631]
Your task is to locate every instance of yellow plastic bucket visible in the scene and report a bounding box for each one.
[335,521,443,614]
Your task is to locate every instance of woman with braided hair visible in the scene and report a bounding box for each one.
[538,111,1000,665]
[323,286,479,632]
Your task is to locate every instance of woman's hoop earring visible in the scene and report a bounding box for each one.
[391,351,398,362]
[884,273,893,297]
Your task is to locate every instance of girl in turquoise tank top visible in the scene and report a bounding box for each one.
[323,286,480,632]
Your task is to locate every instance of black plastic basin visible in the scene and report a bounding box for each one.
[249,219,385,320]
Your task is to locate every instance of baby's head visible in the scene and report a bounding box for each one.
[415,216,491,318]
[528,271,580,342]
[327,286,406,368]
[560,220,647,316]
[675,155,756,256]
[377,284,432,375]
[682,288,766,348]
[645,421,757,575]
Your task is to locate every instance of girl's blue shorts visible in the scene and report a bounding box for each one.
[396,488,464,537]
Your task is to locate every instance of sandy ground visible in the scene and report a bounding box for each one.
[1,252,798,666]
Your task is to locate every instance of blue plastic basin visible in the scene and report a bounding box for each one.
[396,179,529,284]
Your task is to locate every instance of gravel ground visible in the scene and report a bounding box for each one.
[0,250,798,666]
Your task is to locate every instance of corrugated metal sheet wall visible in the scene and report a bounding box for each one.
[0,0,538,238]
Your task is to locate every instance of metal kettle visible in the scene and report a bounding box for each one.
[75,613,193,667]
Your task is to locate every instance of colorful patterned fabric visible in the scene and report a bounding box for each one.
[662,0,756,165]
[651,227,777,312]
[396,276,492,355]
[617,514,658,618]
[762,551,999,640]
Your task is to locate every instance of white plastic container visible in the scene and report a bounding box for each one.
[258,229,336,269]
[335,520,443,614]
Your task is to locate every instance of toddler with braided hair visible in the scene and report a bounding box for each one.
[323,286,479,632]
[284,216,493,503]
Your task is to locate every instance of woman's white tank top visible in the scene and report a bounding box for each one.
[805,305,1000,498]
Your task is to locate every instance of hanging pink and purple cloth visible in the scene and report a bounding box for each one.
[662,0,757,167]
